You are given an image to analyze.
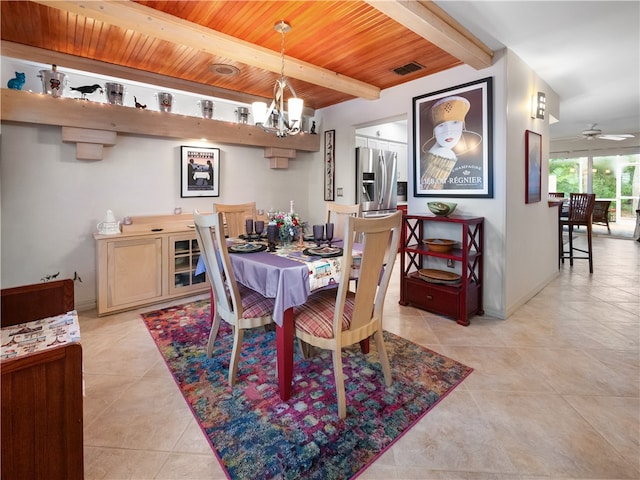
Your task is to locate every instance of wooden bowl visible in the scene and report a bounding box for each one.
[422,238,456,253]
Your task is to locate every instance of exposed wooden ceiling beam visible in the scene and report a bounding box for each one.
[33,0,381,101]
[365,0,493,70]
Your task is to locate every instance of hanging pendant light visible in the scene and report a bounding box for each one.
[252,21,303,137]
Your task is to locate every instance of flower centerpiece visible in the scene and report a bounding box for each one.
[271,211,302,245]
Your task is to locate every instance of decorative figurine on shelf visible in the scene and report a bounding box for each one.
[7,72,25,90]
[134,96,147,109]
[70,83,103,100]
[310,120,317,134]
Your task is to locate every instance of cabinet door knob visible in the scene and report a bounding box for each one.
[426,295,433,300]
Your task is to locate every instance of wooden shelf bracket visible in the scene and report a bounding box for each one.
[62,127,117,160]
[264,147,296,169]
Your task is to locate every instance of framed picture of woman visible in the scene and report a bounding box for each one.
[413,77,493,198]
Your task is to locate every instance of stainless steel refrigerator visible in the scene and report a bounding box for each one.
[355,147,398,217]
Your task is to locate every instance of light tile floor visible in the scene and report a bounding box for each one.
[80,234,639,479]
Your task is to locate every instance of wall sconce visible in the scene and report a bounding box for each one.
[531,91,546,119]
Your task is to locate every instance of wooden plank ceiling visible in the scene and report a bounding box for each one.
[0,1,493,111]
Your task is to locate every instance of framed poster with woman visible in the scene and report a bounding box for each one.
[413,77,493,198]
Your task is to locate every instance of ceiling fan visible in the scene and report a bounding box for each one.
[581,124,635,141]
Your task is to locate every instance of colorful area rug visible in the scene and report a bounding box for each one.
[142,300,472,479]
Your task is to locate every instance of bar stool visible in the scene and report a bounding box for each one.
[560,193,596,273]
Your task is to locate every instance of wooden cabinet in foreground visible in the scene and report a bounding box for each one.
[1,279,84,480]
[399,214,484,326]
[95,214,208,316]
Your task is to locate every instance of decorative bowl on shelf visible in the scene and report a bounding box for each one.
[422,238,456,253]
[427,202,457,217]
[417,268,461,284]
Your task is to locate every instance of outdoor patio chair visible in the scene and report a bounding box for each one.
[592,200,611,232]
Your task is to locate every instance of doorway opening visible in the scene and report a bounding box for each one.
[355,117,408,200]
[549,153,639,238]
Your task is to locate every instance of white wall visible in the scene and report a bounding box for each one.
[0,124,314,309]
[504,50,560,315]
[312,48,559,319]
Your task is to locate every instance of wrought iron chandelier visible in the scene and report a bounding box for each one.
[251,21,304,137]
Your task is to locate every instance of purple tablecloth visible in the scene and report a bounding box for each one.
[196,247,349,326]
[228,251,311,326]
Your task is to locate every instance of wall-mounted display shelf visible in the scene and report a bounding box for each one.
[1,88,320,158]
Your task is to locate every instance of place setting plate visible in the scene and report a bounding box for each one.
[303,246,343,258]
[417,268,462,284]
[228,243,267,254]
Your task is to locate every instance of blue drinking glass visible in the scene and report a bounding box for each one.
[325,222,334,247]
[313,224,324,247]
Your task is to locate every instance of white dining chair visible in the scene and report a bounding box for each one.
[193,210,274,386]
[293,210,402,418]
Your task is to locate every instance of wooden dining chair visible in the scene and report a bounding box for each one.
[560,193,596,273]
[326,204,364,285]
[214,202,256,237]
[193,210,274,386]
[325,202,362,241]
[293,210,402,418]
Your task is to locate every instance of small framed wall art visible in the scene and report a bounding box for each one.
[180,146,220,198]
[525,130,542,203]
[324,129,335,201]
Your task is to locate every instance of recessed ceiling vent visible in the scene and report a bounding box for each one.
[392,62,424,76]
[210,64,240,76]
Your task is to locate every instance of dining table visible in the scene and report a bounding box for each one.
[195,238,357,401]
